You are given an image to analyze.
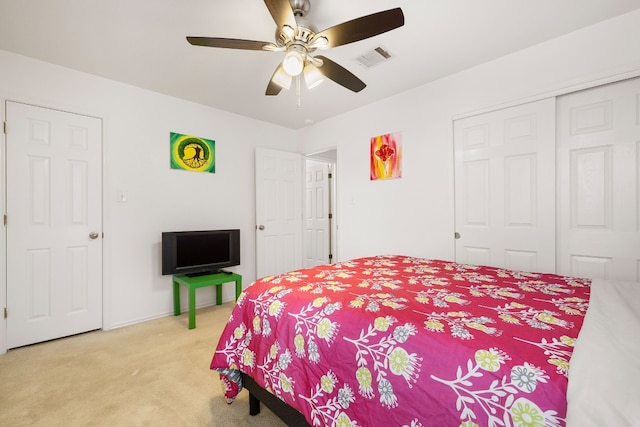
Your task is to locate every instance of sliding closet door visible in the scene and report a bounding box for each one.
[454,98,556,272]
[556,77,640,282]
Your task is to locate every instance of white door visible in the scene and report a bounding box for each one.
[304,159,330,267]
[557,77,640,281]
[454,98,556,272]
[255,148,303,278]
[6,101,103,349]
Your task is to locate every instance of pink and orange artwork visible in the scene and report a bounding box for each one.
[370,132,402,180]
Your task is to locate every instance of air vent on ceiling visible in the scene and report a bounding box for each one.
[356,46,392,69]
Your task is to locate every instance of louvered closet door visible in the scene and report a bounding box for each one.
[454,98,556,273]
[557,77,640,282]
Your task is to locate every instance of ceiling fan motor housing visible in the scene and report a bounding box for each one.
[276,16,317,49]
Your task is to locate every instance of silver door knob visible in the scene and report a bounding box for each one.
[258,225,265,230]
[89,232,99,239]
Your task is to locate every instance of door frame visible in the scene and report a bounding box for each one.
[1,98,6,353]
[0,96,109,354]
[254,147,339,280]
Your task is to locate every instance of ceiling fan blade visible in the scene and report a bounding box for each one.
[266,64,286,96]
[263,0,297,31]
[315,55,366,93]
[315,8,404,48]
[187,37,273,51]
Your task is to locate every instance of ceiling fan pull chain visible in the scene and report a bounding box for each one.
[296,76,301,109]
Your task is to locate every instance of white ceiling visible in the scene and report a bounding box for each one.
[1,0,640,129]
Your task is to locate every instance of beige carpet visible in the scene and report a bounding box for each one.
[0,303,287,427]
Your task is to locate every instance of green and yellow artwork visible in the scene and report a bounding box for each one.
[170,132,215,173]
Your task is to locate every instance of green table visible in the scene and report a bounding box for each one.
[173,272,242,329]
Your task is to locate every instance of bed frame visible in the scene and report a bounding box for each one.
[242,372,311,427]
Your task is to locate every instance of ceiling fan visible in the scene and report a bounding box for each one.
[187,0,404,96]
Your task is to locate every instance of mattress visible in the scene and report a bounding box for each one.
[566,278,640,426]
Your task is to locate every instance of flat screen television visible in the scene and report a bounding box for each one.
[161,229,240,276]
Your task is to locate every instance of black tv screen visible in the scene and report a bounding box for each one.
[162,229,240,276]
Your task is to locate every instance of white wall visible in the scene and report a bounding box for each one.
[0,50,297,352]
[299,9,640,263]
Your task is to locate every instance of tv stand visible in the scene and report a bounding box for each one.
[173,271,242,329]
[185,269,235,278]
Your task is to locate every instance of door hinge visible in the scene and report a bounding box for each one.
[3,121,6,134]
[3,214,6,226]
[329,253,333,261]
[4,307,7,319]
[328,213,333,219]
[328,172,333,179]
[454,232,461,239]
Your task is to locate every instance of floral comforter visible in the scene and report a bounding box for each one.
[210,255,591,427]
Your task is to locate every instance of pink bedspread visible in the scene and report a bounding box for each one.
[211,255,590,426]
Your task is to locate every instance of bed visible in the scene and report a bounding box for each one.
[210,255,639,426]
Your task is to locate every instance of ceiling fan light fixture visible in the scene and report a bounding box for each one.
[304,63,324,89]
[282,50,305,76]
[272,67,293,89]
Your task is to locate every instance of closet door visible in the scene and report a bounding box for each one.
[557,77,640,282]
[454,98,556,272]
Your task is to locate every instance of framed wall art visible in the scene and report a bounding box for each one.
[170,132,216,173]
[370,131,402,180]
